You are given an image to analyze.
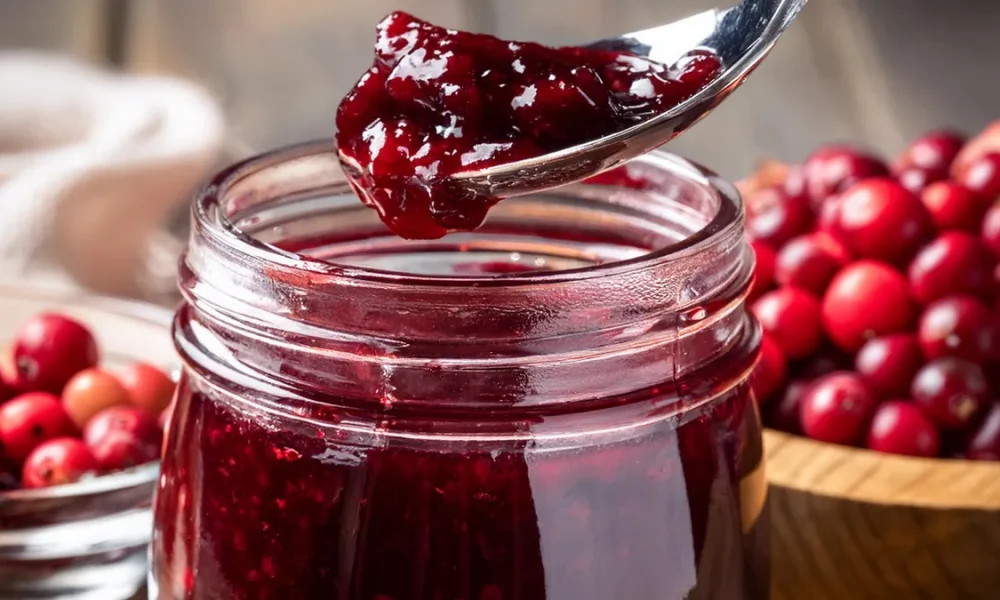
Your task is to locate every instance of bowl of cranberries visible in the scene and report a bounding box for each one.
[746,123,1000,599]
[0,286,175,600]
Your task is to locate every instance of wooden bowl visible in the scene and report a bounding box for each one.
[765,429,1000,600]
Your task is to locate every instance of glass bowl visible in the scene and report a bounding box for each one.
[0,285,174,600]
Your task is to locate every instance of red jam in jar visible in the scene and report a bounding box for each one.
[151,144,768,599]
[336,11,722,240]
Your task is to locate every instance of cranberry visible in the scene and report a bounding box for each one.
[0,392,74,462]
[911,358,989,430]
[800,146,890,209]
[775,232,851,295]
[833,178,933,265]
[907,232,995,305]
[84,406,162,472]
[958,152,1000,200]
[854,333,923,399]
[745,186,813,248]
[748,240,776,302]
[921,181,989,233]
[763,379,812,434]
[11,313,98,394]
[822,261,916,352]
[896,130,966,180]
[21,437,98,488]
[800,372,878,444]
[865,400,941,457]
[62,367,132,429]
[751,334,786,404]
[918,295,1000,362]
[965,403,1000,460]
[981,203,1000,257]
[751,288,823,359]
[118,362,176,415]
[896,166,940,195]
[816,193,844,234]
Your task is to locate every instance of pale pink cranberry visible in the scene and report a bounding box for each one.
[854,333,923,399]
[911,358,989,431]
[752,288,823,359]
[917,295,1000,362]
[118,362,176,415]
[907,232,994,305]
[866,400,941,457]
[775,232,851,295]
[800,372,878,445]
[822,261,916,352]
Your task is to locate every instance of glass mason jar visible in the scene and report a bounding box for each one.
[150,141,768,600]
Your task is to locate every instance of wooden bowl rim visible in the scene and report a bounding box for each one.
[764,429,1000,509]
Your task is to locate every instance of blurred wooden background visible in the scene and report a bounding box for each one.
[1,0,999,179]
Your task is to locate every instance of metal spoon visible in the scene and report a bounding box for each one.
[452,0,809,198]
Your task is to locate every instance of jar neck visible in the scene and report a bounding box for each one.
[177,142,754,410]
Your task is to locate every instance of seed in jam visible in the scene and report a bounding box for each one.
[335,11,722,239]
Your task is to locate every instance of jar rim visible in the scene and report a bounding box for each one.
[194,139,744,288]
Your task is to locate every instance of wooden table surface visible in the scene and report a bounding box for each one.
[4,0,1000,179]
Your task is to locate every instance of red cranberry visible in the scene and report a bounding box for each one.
[118,362,176,415]
[896,165,940,195]
[854,333,923,399]
[800,372,878,444]
[62,367,131,429]
[745,186,813,248]
[751,334,786,404]
[84,406,163,472]
[0,392,74,462]
[981,203,1000,257]
[822,261,916,352]
[911,358,989,430]
[751,288,823,359]
[775,232,851,295]
[21,437,98,488]
[918,295,1000,362]
[965,403,1000,460]
[834,178,933,265]
[763,379,812,434]
[907,232,995,305]
[959,152,1000,200]
[11,313,99,394]
[921,181,989,233]
[800,146,890,209]
[816,193,844,234]
[896,130,966,179]
[748,240,776,302]
[865,400,941,457]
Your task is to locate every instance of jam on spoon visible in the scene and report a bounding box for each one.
[336,11,722,240]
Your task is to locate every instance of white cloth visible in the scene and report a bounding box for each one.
[0,52,225,299]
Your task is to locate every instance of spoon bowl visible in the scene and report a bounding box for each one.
[452,0,809,198]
